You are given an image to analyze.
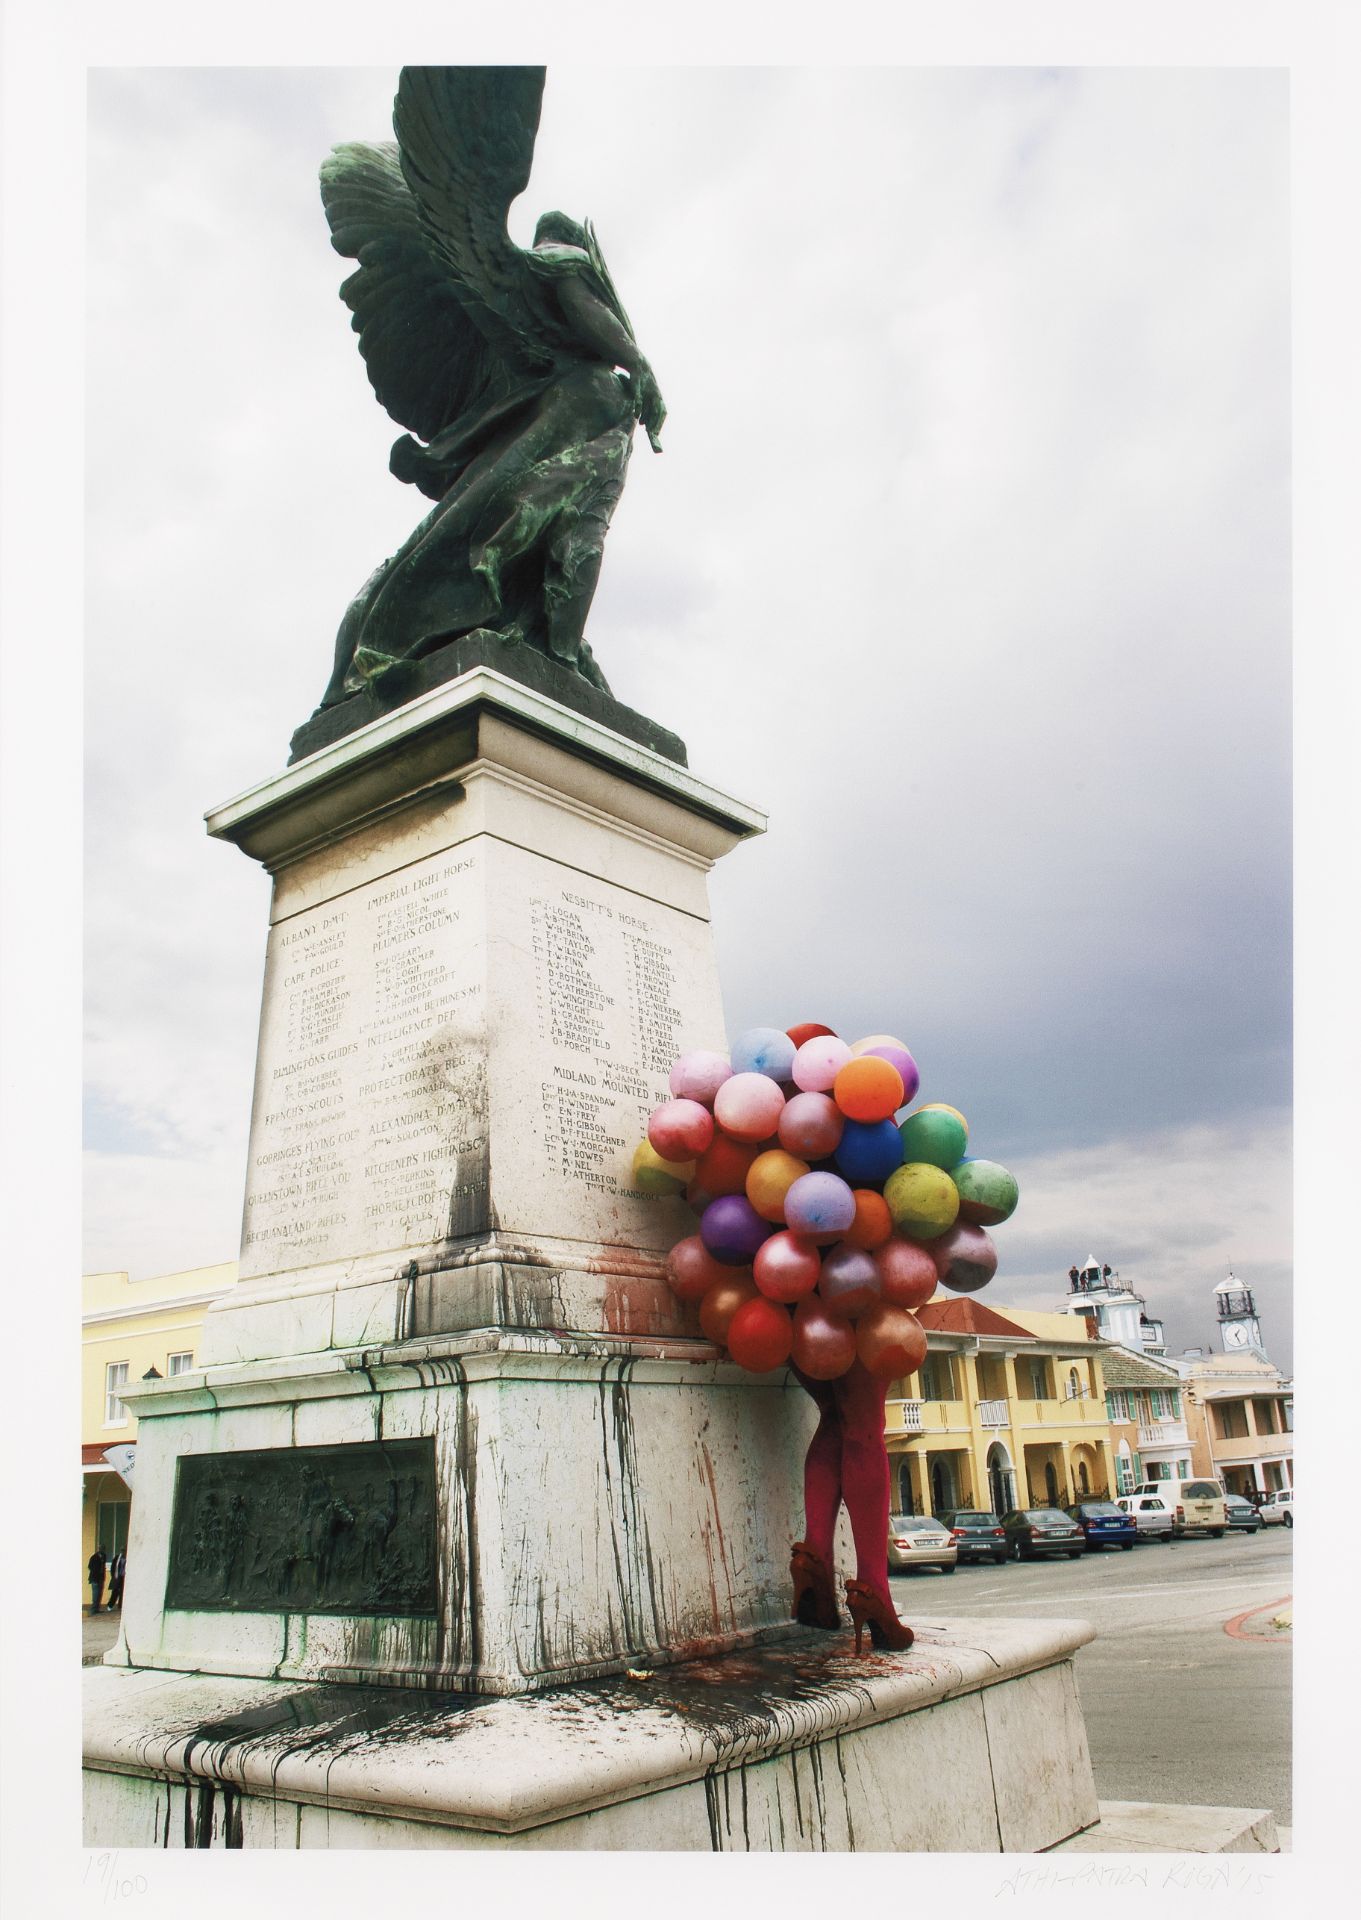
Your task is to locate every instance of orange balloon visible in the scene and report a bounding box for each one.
[790,1295,858,1379]
[832,1054,905,1123]
[856,1303,928,1380]
[843,1189,893,1250]
[745,1148,811,1223]
[698,1274,759,1344]
[874,1236,940,1310]
[726,1296,795,1372]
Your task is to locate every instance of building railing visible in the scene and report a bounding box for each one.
[887,1398,924,1432]
[1137,1419,1189,1449]
[977,1399,1009,1428]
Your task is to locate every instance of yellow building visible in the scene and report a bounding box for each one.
[886,1296,1116,1517]
[81,1262,238,1603]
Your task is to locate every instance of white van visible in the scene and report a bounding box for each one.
[1133,1478,1226,1537]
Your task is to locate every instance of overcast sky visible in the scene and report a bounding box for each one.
[80,63,1293,1367]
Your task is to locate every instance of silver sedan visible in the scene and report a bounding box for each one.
[887,1515,958,1574]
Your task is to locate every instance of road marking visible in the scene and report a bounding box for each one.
[1224,1593,1292,1641]
[953,1576,1287,1605]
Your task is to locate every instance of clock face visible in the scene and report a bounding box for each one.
[1225,1322,1249,1346]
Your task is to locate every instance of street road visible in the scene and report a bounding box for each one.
[893,1526,1292,1825]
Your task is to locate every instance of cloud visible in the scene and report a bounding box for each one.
[81,67,1291,1361]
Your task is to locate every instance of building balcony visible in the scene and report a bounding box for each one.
[977,1399,1009,1428]
[1210,1431,1295,1466]
[1013,1396,1109,1429]
[887,1398,924,1433]
[1137,1419,1189,1450]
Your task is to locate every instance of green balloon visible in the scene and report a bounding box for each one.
[898,1107,969,1170]
[950,1157,1019,1226]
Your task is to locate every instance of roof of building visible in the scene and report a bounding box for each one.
[917,1298,1036,1341]
[1215,1270,1249,1294]
[1099,1344,1184,1389]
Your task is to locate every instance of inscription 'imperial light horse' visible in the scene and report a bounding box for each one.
[312,65,665,716]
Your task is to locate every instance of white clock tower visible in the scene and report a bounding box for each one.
[1215,1270,1264,1355]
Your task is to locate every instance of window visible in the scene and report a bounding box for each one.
[1169,1390,1180,1418]
[1115,1452,1135,1493]
[1150,1390,1167,1419]
[1067,1366,1082,1399]
[1027,1358,1051,1400]
[104,1361,129,1425]
[919,1355,958,1402]
[167,1351,194,1376]
[1105,1391,1122,1422]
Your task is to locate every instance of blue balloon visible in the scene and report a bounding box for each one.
[730,1026,797,1082]
[834,1118,905,1187]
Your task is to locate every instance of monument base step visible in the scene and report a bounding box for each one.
[83,1614,1101,1851]
[1046,1800,1281,1854]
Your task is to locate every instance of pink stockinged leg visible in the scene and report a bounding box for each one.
[835,1363,892,1606]
[795,1370,844,1564]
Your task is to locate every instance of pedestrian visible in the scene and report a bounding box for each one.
[108,1548,126,1610]
[88,1547,107,1614]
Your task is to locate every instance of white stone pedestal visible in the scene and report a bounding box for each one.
[84,1616,1103,1851]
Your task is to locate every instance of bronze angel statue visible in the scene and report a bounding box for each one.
[315,66,664,710]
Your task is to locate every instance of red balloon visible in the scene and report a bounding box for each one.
[699,1273,759,1344]
[666,1235,730,1303]
[786,1021,838,1049]
[726,1296,795,1373]
[693,1133,764,1198]
[753,1231,822,1302]
[817,1243,882,1318]
[875,1236,940,1311]
[856,1303,928,1380]
[778,1091,845,1159]
[647,1098,715,1162]
[790,1295,858,1380]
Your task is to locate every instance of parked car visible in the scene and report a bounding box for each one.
[1001,1509,1085,1560]
[1065,1500,1137,1550]
[939,1510,1009,1565]
[1258,1489,1293,1528]
[1116,1493,1174,1541]
[1225,1494,1263,1533]
[1133,1478,1227,1537]
[887,1514,958,1573]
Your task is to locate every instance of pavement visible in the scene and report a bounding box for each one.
[892,1522,1292,1827]
[83,1607,122,1665]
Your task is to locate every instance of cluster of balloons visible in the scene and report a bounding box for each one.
[631,1021,1019,1382]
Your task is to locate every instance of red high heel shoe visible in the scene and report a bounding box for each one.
[845,1579,915,1655]
[790,1541,841,1630]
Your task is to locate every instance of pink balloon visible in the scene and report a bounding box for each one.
[777,1091,845,1159]
[754,1232,823,1302]
[669,1049,733,1107]
[932,1221,999,1294]
[784,1171,857,1245]
[791,1035,853,1093]
[713,1071,787,1143]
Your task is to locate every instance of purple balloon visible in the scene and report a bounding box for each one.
[864,1044,920,1106]
[784,1171,857,1245]
[817,1243,882,1318]
[700,1194,775,1266]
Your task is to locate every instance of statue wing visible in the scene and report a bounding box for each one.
[393,66,579,365]
[320,139,509,442]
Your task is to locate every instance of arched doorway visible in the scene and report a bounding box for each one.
[986,1442,1016,1516]
[930,1458,955,1516]
[1077,1458,1090,1495]
[1044,1461,1059,1507]
[897,1460,915,1515]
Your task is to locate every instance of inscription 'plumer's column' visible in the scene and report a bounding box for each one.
[200,669,766,1370]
